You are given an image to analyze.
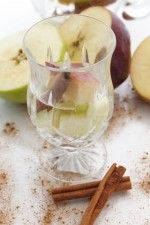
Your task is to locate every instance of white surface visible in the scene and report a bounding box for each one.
[0,1,150,225]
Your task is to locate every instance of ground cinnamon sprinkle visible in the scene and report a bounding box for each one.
[43,208,53,224]
[0,210,8,224]
[42,141,52,150]
[41,179,85,225]
[139,152,150,194]
[0,171,13,225]
[41,195,74,224]
[0,172,7,185]
[3,122,18,136]
[144,219,150,225]
[140,174,150,194]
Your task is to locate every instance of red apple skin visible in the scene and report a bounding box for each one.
[111,12,131,88]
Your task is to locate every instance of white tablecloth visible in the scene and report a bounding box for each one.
[0,1,150,225]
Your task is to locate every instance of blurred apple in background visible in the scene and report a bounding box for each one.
[75,0,117,13]
[58,0,116,8]
[59,0,88,4]
[31,0,117,17]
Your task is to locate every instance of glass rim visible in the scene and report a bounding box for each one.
[23,14,116,72]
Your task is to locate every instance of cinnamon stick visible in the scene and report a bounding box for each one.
[89,165,126,225]
[52,178,131,202]
[52,176,130,194]
[80,163,117,225]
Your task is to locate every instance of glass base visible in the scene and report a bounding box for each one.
[40,140,107,183]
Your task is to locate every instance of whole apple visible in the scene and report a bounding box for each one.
[81,6,131,88]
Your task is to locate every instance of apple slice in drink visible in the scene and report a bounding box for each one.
[60,14,108,63]
[50,71,102,137]
[60,8,131,88]
[59,96,109,137]
[63,71,100,105]
[36,62,104,137]
[54,102,88,113]
[42,69,99,107]
[59,110,93,137]
[50,70,99,113]
[36,96,109,137]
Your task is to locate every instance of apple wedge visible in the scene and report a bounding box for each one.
[80,6,131,88]
[60,7,131,88]
[0,32,29,103]
[130,36,150,101]
[0,24,65,103]
[60,14,110,64]
[0,60,29,103]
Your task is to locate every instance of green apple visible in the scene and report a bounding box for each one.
[0,61,28,103]
[0,25,66,103]
[0,32,29,103]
